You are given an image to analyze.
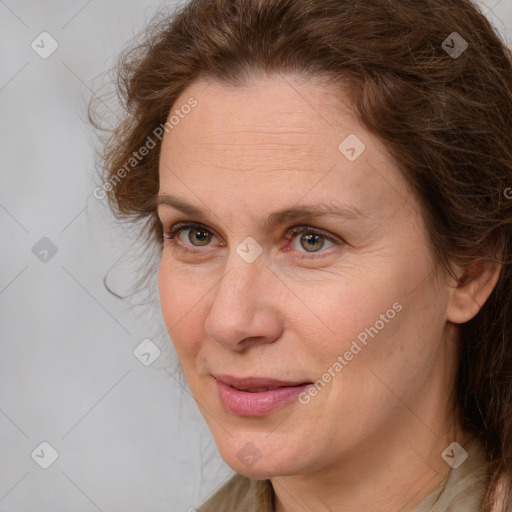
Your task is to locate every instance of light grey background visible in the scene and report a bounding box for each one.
[0,0,511,510]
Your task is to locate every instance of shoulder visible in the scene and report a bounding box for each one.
[197,473,273,512]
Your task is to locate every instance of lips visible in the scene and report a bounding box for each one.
[213,374,311,391]
[213,374,313,416]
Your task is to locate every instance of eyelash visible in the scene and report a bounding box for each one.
[162,221,343,259]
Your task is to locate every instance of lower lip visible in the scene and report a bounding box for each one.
[215,380,312,417]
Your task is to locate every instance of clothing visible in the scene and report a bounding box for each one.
[197,439,490,512]
[411,439,490,512]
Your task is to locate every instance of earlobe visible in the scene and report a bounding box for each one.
[446,259,502,324]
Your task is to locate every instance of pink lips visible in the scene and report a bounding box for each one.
[213,374,312,417]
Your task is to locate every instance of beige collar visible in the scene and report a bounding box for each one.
[411,438,489,512]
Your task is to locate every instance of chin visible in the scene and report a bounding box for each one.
[213,430,316,479]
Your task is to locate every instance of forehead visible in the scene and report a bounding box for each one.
[158,74,409,219]
[165,74,360,150]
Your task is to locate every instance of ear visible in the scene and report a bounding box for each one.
[446,258,502,324]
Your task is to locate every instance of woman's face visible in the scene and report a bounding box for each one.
[157,74,458,478]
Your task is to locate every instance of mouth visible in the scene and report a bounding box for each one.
[212,374,313,416]
[213,374,311,390]
[233,386,292,392]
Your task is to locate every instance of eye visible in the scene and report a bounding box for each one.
[163,222,218,251]
[162,221,343,258]
[285,226,338,255]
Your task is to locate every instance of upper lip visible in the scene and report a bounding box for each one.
[213,374,311,390]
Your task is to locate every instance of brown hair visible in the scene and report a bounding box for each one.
[91,0,512,509]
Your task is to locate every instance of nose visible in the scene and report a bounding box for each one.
[203,253,284,352]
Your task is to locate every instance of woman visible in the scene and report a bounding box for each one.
[92,0,512,510]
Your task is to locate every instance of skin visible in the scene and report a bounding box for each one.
[156,73,500,512]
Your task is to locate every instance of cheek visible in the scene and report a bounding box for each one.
[294,254,433,383]
[315,271,446,409]
[158,263,206,361]
[298,290,401,375]
[288,264,400,347]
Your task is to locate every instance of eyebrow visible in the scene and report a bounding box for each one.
[155,193,366,228]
